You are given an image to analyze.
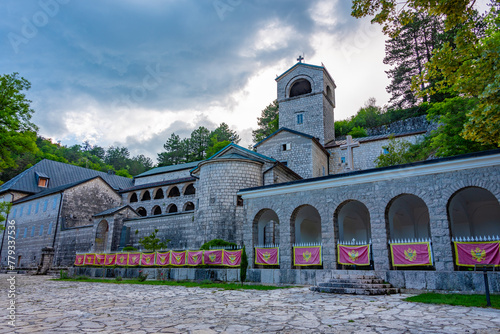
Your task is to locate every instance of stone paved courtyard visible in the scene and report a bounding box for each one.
[1,274,499,334]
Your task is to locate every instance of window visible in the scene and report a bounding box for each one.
[341,157,346,163]
[322,166,325,176]
[289,79,312,97]
[282,143,291,151]
[12,208,17,218]
[31,226,35,237]
[39,225,44,236]
[297,114,303,124]
[383,148,389,154]
[280,161,288,166]
[48,223,53,235]
[38,177,49,187]
[23,228,27,238]
[27,205,31,215]
[237,195,244,206]
[35,202,39,214]
[52,197,57,210]
[43,200,48,212]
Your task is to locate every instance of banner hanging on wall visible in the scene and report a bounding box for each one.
[223,249,242,267]
[84,253,96,266]
[293,246,322,266]
[95,254,106,266]
[116,253,128,266]
[127,253,141,266]
[105,254,117,266]
[171,251,186,266]
[75,254,85,266]
[156,252,170,266]
[337,244,370,266]
[204,250,223,265]
[390,242,432,266]
[141,253,156,266]
[187,250,203,266]
[454,241,500,267]
[254,247,279,265]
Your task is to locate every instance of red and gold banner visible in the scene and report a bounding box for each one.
[293,246,322,266]
[84,253,95,266]
[390,242,432,267]
[338,244,370,266]
[187,250,203,266]
[141,253,156,266]
[223,250,242,267]
[454,241,500,267]
[75,254,85,266]
[255,247,279,265]
[204,250,223,265]
[156,252,170,266]
[105,254,117,266]
[171,251,186,266]
[116,253,128,266]
[95,254,106,266]
[127,253,141,266]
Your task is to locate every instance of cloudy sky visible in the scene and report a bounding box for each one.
[1,0,392,160]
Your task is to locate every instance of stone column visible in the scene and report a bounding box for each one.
[429,205,454,271]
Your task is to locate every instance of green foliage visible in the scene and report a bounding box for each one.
[0,201,12,225]
[138,270,148,282]
[138,229,170,252]
[0,73,38,172]
[348,126,367,138]
[122,246,137,251]
[405,293,500,309]
[375,136,415,167]
[115,276,123,282]
[252,100,279,144]
[240,247,248,283]
[59,270,69,279]
[200,239,237,250]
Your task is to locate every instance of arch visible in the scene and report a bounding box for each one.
[168,186,180,198]
[290,205,321,244]
[184,183,196,195]
[448,187,500,238]
[141,190,151,201]
[152,205,162,216]
[183,202,195,211]
[129,193,138,203]
[334,200,371,244]
[136,207,147,217]
[386,194,431,241]
[326,85,333,100]
[95,220,109,252]
[167,204,178,213]
[252,209,280,246]
[289,79,312,97]
[153,188,164,200]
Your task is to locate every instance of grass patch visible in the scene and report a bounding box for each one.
[52,278,291,291]
[404,293,500,309]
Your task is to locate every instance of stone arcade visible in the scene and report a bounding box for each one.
[1,60,499,292]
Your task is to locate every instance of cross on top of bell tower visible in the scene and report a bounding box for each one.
[297,55,304,63]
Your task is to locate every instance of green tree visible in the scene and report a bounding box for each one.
[348,126,368,138]
[105,146,130,170]
[189,126,211,161]
[138,229,170,252]
[128,154,153,176]
[375,136,414,167]
[0,201,12,228]
[210,123,240,144]
[252,100,279,144]
[0,73,38,171]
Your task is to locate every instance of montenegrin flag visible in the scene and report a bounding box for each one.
[105,254,117,266]
[84,253,96,266]
[337,244,370,266]
[127,253,141,266]
[141,253,156,266]
[156,252,170,266]
[390,242,432,267]
[95,254,106,266]
[171,251,186,266]
[255,247,279,265]
[454,241,500,267]
[74,254,85,266]
[293,246,322,266]
[116,253,128,266]
[204,250,223,265]
[187,250,203,266]
[223,249,242,267]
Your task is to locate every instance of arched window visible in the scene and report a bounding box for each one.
[141,191,151,201]
[95,220,109,253]
[326,85,333,100]
[289,79,312,97]
[183,202,195,211]
[152,206,162,215]
[168,204,178,213]
[168,186,180,198]
[335,200,371,244]
[184,184,196,195]
[252,209,280,246]
[290,205,321,244]
[386,194,430,241]
[129,193,138,203]
[136,207,147,217]
[154,188,164,200]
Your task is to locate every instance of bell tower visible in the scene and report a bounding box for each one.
[275,58,336,145]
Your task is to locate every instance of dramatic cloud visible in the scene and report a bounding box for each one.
[0,0,392,161]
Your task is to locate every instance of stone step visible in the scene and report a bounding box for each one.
[318,282,393,289]
[331,275,380,280]
[327,278,386,284]
[310,286,400,295]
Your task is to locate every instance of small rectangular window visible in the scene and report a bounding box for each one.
[52,198,57,210]
[280,161,288,166]
[35,202,39,213]
[38,177,49,187]
[12,208,17,218]
[282,143,291,151]
[48,223,53,235]
[383,148,389,154]
[27,205,31,215]
[39,225,44,236]
[237,195,243,206]
[31,226,35,237]
[341,157,346,163]
[23,228,27,238]
[43,200,48,212]
[297,114,303,124]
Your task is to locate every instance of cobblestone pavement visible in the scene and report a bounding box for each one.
[1,274,499,334]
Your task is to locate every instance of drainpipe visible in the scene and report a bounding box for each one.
[51,192,65,266]
[0,207,11,267]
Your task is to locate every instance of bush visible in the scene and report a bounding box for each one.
[122,246,137,251]
[138,270,148,282]
[115,276,123,282]
[59,270,68,279]
[75,275,89,280]
[200,239,237,250]
[240,247,248,283]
